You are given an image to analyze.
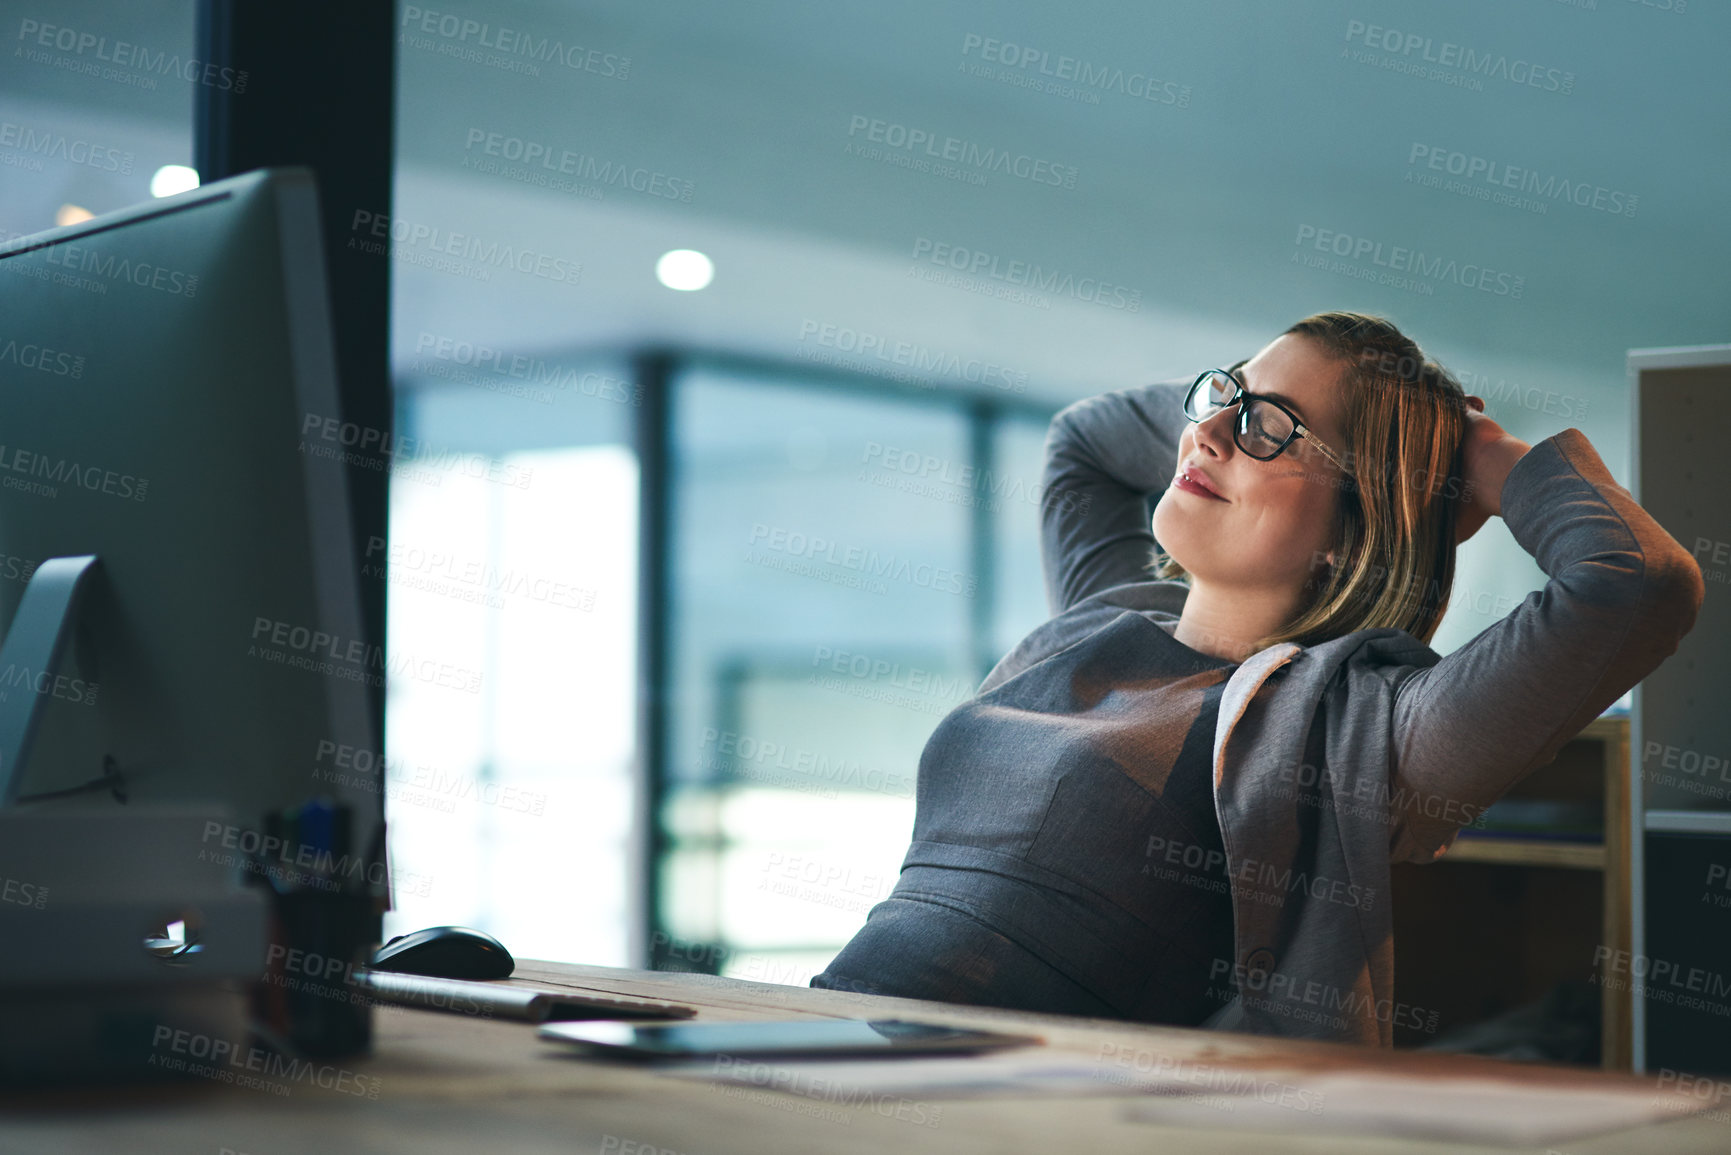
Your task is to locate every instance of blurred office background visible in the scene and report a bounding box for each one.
[3,0,1724,984]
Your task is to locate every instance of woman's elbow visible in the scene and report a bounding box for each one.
[1648,545,1705,643]
[1566,544,1703,644]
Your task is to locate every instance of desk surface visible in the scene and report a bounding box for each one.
[5,961,1728,1154]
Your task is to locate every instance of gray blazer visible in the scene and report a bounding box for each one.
[976,377,1704,1046]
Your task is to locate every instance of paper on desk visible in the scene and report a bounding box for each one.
[1124,1069,1717,1147]
[659,1049,1195,1099]
[660,1048,1718,1145]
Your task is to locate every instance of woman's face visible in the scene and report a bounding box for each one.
[1152,333,1350,596]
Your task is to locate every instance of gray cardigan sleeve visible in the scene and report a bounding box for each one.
[1385,427,1705,864]
[1040,377,1194,616]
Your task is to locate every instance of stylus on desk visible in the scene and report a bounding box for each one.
[351,968,698,1022]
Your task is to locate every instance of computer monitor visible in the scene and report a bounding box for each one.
[0,167,385,897]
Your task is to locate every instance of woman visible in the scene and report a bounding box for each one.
[809,311,1704,1046]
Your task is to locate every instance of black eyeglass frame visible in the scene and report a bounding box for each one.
[1183,367,1348,471]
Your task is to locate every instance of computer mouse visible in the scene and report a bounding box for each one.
[370,925,515,980]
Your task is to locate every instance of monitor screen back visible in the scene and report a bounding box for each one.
[0,168,382,888]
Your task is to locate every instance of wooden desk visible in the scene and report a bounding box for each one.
[4,961,1727,1154]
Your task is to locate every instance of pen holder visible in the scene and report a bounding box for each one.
[250,881,381,1060]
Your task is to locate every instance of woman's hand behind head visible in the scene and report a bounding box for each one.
[1453,395,1533,545]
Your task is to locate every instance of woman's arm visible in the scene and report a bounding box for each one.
[1040,377,1193,615]
[1385,422,1705,864]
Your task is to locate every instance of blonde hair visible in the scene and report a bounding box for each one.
[1152,311,1471,650]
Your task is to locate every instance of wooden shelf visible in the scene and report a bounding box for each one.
[1579,713,1630,742]
[1390,715,1630,1068]
[1441,836,1606,870]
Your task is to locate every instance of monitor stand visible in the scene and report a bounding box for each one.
[0,554,275,1084]
[0,554,100,807]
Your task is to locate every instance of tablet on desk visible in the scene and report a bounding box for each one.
[538,1018,1041,1060]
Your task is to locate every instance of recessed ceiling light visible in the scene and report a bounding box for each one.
[150,165,201,198]
[656,249,713,291]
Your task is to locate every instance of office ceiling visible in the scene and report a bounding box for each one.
[4,0,1726,429]
[384,0,1727,410]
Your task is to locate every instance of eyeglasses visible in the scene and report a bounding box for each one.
[1183,368,1347,472]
